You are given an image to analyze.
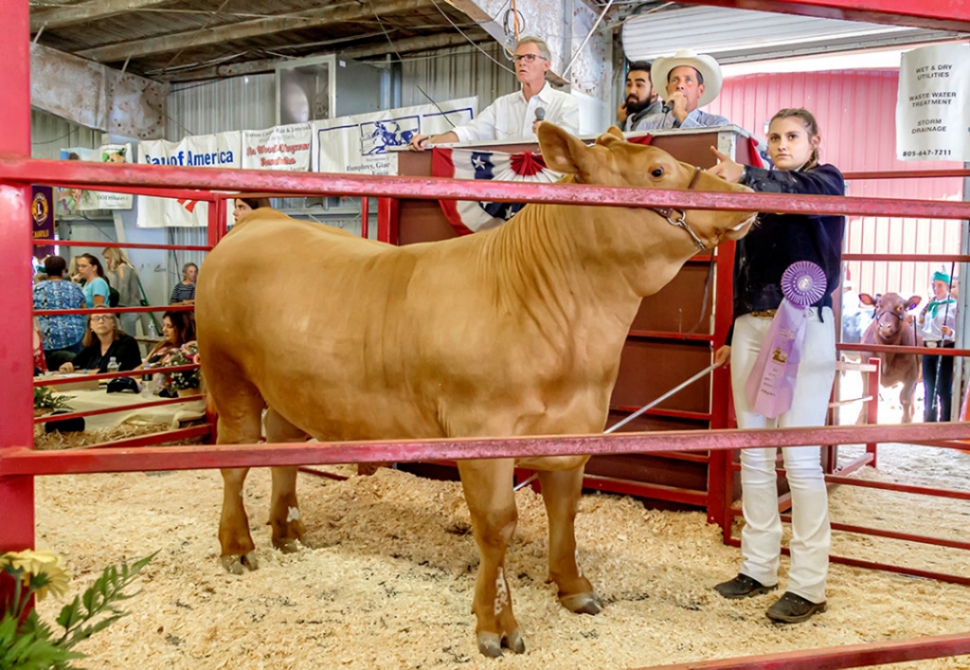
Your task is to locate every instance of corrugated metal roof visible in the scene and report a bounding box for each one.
[31,0,490,81]
[622,6,964,64]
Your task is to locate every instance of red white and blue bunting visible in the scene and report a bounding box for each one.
[432,148,562,235]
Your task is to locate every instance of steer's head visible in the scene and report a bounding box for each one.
[860,292,921,341]
[537,123,757,252]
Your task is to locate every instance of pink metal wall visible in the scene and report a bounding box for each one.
[707,70,964,298]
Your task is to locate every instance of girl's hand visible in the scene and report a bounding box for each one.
[707,147,745,184]
[59,361,75,373]
[714,345,731,368]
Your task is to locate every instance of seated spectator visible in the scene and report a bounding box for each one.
[170,262,199,305]
[633,49,730,131]
[75,253,111,308]
[59,314,141,373]
[144,311,197,367]
[33,255,87,370]
[232,197,272,223]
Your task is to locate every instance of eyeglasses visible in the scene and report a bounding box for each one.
[513,54,546,64]
[91,315,115,323]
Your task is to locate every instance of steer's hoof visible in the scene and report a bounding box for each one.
[477,632,504,658]
[504,629,526,654]
[560,591,603,615]
[221,551,258,574]
[273,538,302,554]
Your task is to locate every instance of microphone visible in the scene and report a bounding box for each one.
[535,107,546,123]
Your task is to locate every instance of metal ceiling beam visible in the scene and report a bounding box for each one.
[30,0,173,33]
[159,31,491,82]
[680,0,970,32]
[77,0,433,62]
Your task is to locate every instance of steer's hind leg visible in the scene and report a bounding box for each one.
[214,379,265,574]
[265,408,308,553]
[456,458,525,658]
[538,467,602,615]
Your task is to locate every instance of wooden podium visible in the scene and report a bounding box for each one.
[384,126,762,519]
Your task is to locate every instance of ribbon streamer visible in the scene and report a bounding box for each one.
[744,261,827,419]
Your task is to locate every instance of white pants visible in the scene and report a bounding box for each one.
[730,308,836,604]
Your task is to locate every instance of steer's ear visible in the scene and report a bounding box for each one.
[906,295,922,310]
[600,126,624,142]
[537,122,592,175]
[858,293,875,306]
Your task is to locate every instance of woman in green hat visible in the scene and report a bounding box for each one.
[918,270,957,421]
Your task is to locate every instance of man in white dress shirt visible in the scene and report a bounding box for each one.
[408,36,580,150]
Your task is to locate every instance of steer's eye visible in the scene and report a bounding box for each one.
[651,168,664,178]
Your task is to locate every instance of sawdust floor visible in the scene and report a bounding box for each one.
[33,441,970,670]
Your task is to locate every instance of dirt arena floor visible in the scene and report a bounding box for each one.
[32,424,970,670]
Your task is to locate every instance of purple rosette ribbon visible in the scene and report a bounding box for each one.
[744,261,827,418]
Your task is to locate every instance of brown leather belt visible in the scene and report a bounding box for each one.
[749,310,778,319]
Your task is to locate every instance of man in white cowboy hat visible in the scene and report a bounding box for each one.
[633,49,730,131]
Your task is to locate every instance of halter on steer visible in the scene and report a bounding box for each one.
[651,166,708,252]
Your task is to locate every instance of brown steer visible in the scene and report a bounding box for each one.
[196,124,756,657]
[858,292,922,422]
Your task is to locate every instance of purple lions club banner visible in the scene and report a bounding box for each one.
[432,148,563,235]
[32,185,55,260]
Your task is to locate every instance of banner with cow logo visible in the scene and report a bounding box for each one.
[137,132,241,227]
[242,123,312,171]
[57,144,135,214]
[896,43,970,162]
[431,148,562,235]
[311,97,476,175]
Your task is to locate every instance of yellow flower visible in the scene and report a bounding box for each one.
[1,549,71,601]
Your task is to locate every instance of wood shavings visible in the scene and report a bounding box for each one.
[33,421,191,450]
[31,446,970,669]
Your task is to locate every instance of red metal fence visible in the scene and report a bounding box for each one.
[4,0,970,666]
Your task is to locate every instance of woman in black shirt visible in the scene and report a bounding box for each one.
[708,108,844,625]
[58,314,141,373]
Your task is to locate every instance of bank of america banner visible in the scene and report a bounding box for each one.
[897,43,970,162]
[311,97,476,175]
[137,132,241,227]
[57,144,135,214]
[242,123,312,171]
[432,148,563,235]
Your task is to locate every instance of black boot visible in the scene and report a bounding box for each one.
[766,592,827,623]
[714,574,777,600]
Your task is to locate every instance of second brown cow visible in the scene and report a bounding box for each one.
[857,292,922,422]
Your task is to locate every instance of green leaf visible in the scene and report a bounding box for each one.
[56,596,83,631]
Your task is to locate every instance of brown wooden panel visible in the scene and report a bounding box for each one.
[398,199,458,245]
[632,261,715,335]
[650,132,722,168]
[611,340,711,413]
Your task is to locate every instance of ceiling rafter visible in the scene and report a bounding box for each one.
[159,31,493,82]
[76,0,435,63]
[30,0,174,33]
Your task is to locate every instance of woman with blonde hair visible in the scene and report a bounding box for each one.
[59,313,141,373]
[104,246,146,337]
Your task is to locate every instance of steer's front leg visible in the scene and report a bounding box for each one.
[538,467,602,615]
[457,458,525,658]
